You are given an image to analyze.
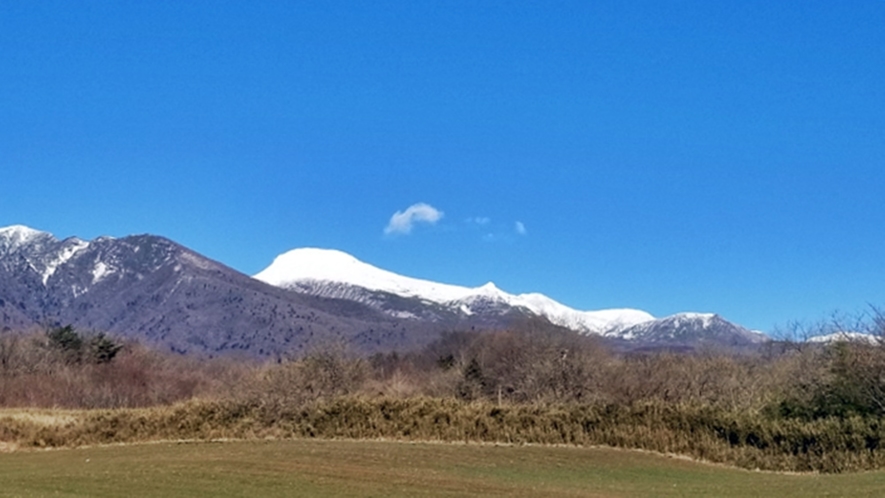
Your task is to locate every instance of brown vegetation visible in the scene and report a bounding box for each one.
[0,328,242,408]
[2,317,885,473]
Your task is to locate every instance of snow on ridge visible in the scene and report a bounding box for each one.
[671,312,716,320]
[0,226,90,284]
[659,312,717,327]
[807,331,879,344]
[41,238,90,285]
[513,292,653,333]
[254,247,655,334]
[0,224,45,238]
[254,248,482,303]
[473,282,505,298]
[0,225,50,251]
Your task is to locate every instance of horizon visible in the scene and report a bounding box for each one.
[3,2,885,333]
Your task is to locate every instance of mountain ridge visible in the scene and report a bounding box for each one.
[254,247,656,336]
[1,225,770,354]
[254,247,769,347]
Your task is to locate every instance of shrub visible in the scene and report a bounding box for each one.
[46,325,84,364]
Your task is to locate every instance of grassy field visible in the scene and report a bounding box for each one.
[1,439,885,497]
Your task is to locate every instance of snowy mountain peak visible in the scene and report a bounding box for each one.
[0,225,52,252]
[0,224,44,238]
[616,312,767,345]
[475,282,504,297]
[256,247,473,302]
[255,247,655,335]
[660,312,717,327]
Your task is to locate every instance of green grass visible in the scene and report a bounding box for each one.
[2,439,885,497]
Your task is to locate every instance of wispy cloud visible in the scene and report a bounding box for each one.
[467,216,491,225]
[515,221,527,235]
[384,203,444,235]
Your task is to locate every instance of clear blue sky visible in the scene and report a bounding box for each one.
[3,1,884,332]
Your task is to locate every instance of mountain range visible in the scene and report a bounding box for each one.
[0,225,768,357]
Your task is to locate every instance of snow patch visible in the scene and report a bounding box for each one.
[390,311,420,319]
[808,332,880,344]
[92,261,115,284]
[42,239,90,285]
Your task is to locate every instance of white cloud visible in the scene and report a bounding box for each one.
[467,216,491,225]
[515,221,527,235]
[384,203,444,235]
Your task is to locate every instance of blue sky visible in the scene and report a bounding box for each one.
[2,1,884,332]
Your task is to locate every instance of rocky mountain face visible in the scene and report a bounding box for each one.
[1,225,769,357]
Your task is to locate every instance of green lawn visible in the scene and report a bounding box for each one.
[1,439,884,497]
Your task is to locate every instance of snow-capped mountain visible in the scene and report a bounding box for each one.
[615,312,768,347]
[2,225,771,355]
[254,248,654,336]
[253,247,768,349]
